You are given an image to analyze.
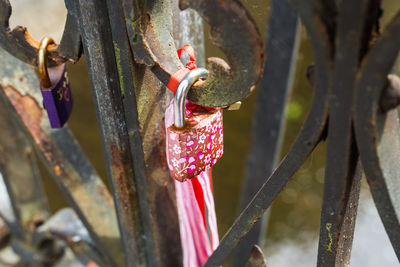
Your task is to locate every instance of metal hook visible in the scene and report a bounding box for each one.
[123,0,264,107]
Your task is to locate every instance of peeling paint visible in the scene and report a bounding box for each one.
[1,84,44,144]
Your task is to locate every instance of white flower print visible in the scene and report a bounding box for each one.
[171,158,179,168]
[172,144,181,154]
[199,133,207,144]
[204,154,211,163]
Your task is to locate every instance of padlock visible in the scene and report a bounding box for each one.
[166,68,223,182]
[38,37,73,128]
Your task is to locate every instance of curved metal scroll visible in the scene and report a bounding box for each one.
[123,0,264,107]
[354,12,400,258]
[0,0,82,67]
[204,0,334,264]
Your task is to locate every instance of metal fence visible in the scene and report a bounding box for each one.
[0,0,399,266]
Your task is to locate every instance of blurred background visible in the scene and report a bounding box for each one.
[6,0,400,266]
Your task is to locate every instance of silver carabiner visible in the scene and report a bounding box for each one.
[173,68,209,128]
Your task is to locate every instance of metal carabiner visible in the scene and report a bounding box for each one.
[174,68,209,128]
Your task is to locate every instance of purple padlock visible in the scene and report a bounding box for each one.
[39,37,73,128]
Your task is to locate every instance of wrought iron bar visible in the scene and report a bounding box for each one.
[316,0,368,265]
[70,0,154,265]
[231,0,299,265]
[354,10,400,260]
[0,48,122,266]
[204,0,334,264]
[0,1,399,266]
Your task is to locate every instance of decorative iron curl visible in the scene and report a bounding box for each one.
[0,0,82,67]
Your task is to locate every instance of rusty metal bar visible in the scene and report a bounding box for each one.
[0,47,122,266]
[70,0,167,265]
[316,0,368,265]
[231,0,299,265]
[106,0,160,264]
[0,102,49,241]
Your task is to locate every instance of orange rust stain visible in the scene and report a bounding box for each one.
[2,85,66,177]
[3,85,44,144]
[54,165,62,176]
[111,145,132,208]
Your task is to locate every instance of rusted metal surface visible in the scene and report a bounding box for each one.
[316,0,368,265]
[204,0,333,264]
[354,10,400,260]
[71,0,167,265]
[0,0,400,266]
[0,101,49,242]
[205,2,400,266]
[124,0,264,107]
[0,0,82,67]
[0,47,122,266]
[245,245,267,267]
[231,1,299,265]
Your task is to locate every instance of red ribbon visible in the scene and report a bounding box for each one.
[167,45,198,93]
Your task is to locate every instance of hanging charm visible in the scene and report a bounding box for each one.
[166,68,223,182]
[38,37,73,128]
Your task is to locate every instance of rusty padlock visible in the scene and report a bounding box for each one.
[38,37,73,128]
[166,68,223,182]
